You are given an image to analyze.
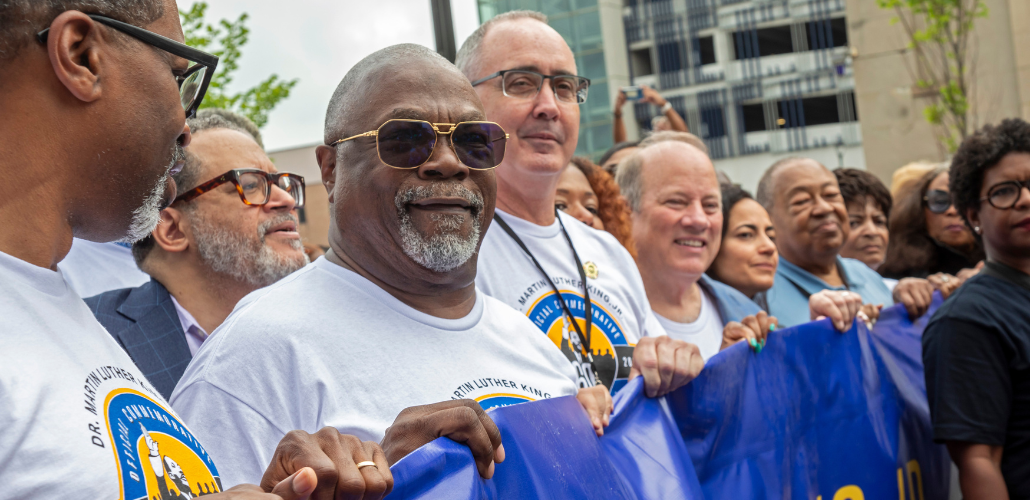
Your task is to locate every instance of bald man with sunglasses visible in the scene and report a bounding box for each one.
[171,43,614,488]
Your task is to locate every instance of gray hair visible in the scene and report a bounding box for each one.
[132,108,265,268]
[616,139,711,212]
[0,0,164,62]
[755,157,819,212]
[638,130,708,155]
[455,10,548,79]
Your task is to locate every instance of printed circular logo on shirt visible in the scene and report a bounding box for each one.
[476,393,535,410]
[104,388,222,499]
[526,290,634,394]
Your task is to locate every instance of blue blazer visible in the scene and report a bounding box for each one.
[84,279,192,400]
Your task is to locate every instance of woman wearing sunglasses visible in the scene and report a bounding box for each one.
[923,118,1030,499]
[879,165,984,282]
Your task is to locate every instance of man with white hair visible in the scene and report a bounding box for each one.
[84,109,309,399]
[456,11,703,398]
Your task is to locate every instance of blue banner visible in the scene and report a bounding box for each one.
[670,299,950,500]
[388,300,948,499]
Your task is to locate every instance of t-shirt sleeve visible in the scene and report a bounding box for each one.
[923,318,1011,446]
[172,380,287,489]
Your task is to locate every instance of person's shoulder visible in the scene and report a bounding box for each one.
[700,275,761,318]
[558,211,636,263]
[932,272,1027,322]
[82,285,135,313]
[840,257,884,281]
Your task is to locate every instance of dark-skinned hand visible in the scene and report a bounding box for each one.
[259,427,392,500]
[893,277,935,319]
[380,400,504,479]
[576,385,614,436]
[721,311,777,352]
[927,273,960,298]
[629,336,704,398]
[210,468,317,499]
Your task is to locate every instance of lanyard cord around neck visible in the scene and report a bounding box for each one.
[492,211,601,386]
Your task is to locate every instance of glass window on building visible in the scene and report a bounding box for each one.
[741,103,766,132]
[696,36,716,65]
[733,24,794,59]
[806,17,848,50]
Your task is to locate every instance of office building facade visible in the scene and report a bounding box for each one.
[623,0,863,189]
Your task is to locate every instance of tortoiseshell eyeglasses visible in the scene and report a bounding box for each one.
[174,169,305,208]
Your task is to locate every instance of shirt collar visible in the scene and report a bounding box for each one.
[170,295,209,340]
[776,256,854,295]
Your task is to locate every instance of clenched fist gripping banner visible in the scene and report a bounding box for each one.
[388,299,949,500]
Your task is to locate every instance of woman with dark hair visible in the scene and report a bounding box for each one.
[834,168,892,272]
[879,166,984,279]
[708,184,870,331]
[555,157,636,258]
[923,118,1030,499]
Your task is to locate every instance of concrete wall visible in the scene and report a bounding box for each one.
[847,0,1029,184]
[268,144,331,249]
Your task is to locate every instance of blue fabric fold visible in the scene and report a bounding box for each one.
[389,377,702,499]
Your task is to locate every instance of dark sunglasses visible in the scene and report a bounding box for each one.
[37,14,218,119]
[174,169,305,208]
[924,189,953,214]
[981,179,1030,210]
[331,119,509,170]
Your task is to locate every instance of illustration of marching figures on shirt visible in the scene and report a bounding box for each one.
[98,384,223,500]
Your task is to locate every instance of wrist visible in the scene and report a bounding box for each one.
[660,101,673,114]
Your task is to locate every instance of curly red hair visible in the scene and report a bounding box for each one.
[569,156,637,259]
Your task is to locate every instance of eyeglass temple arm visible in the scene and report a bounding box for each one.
[332,131,377,145]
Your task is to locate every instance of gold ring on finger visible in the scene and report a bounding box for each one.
[357,461,377,469]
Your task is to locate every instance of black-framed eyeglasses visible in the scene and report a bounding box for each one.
[924,189,953,214]
[37,14,218,119]
[980,179,1030,210]
[173,169,305,208]
[470,70,590,104]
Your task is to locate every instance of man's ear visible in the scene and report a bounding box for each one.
[46,11,109,104]
[152,208,190,254]
[315,145,337,204]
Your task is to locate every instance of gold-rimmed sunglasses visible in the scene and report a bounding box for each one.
[331,119,509,170]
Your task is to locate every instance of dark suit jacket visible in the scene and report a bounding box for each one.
[85,279,193,400]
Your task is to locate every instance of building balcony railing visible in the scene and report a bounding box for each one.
[744,122,861,155]
[725,48,850,83]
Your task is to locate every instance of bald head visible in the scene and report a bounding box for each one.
[756,157,813,211]
[324,44,470,144]
[617,141,715,212]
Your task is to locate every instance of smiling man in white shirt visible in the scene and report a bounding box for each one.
[456,10,703,397]
[171,44,613,489]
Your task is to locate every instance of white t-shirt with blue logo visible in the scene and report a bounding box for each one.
[171,257,579,488]
[476,209,667,394]
[0,250,223,499]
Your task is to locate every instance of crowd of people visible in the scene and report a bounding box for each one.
[2,2,1029,499]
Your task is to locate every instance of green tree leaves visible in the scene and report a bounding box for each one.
[876,0,987,153]
[179,2,299,128]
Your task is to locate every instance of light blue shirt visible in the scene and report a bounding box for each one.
[766,256,894,328]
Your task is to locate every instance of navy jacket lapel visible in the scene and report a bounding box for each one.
[114,280,193,399]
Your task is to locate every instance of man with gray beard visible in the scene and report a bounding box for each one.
[85,109,309,400]
[171,43,615,488]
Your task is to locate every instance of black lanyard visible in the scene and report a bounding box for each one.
[493,211,602,386]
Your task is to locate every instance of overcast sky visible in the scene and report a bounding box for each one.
[194,0,481,151]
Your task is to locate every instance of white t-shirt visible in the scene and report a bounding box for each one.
[60,238,150,298]
[654,289,725,361]
[0,250,223,499]
[476,209,667,394]
[171,257,579,488]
